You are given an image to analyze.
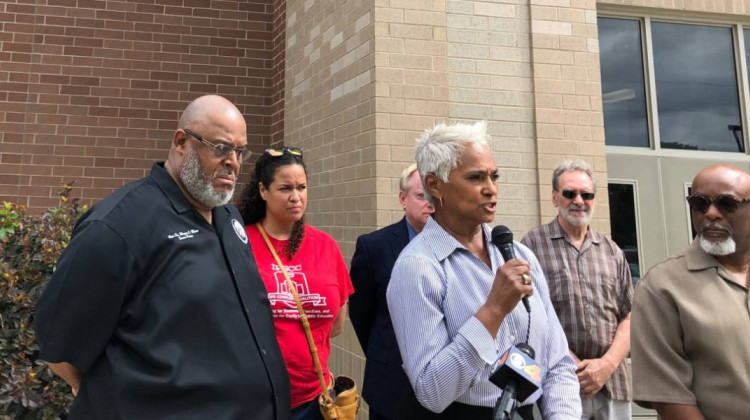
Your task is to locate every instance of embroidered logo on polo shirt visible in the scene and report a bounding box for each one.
[167,229,199,241]
[231,219,248,244]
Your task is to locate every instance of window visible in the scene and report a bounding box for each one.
[652,22,743,152]
[608,183,641,283]
[598,17,748,154]
[599,18,649,148]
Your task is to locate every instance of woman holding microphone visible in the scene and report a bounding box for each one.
[387,121,580,420]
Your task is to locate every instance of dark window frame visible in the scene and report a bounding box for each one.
[607,180,643,284]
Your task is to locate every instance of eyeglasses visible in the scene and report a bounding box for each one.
[264,147,303,157]
[686,194,750,214]
[184,129,251,162]
[560,189,596,201]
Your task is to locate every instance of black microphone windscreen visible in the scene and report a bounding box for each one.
[490,225,531,314]
[491,225,513,248]
[516,343,535,360]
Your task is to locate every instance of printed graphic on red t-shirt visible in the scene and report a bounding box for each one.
[267,262,333,319]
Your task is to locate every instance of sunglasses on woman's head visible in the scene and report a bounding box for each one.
[686,194,750,214]
[264,147,303,157]
[560,190,595,200]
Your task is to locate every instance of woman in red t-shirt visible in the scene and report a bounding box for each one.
[238,148,354,420]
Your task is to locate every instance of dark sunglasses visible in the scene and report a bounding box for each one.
[184,129,251,162]
[264,147,303,157]
[686,194,750,214]
[560,189,595,200]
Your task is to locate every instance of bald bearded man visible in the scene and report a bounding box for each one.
[35,95,291,419]
[632,164,750,420]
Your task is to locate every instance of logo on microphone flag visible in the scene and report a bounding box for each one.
[523,365,541,382]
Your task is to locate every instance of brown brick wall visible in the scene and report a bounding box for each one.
[0,0,284,214]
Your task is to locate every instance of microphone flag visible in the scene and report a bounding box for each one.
[489,344,542,402]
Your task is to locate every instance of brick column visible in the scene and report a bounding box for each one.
[530,0,610,232]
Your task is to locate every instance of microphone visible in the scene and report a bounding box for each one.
[491,225,530,313]
[489,343,543,419]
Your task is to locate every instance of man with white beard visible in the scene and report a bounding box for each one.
[631,164,750,420]
[522,159,633,420]
[35,95,291,419]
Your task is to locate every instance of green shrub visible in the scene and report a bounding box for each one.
[0,185,87,419]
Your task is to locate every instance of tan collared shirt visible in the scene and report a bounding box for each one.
[522,218,633,401]
[632,241,750,419]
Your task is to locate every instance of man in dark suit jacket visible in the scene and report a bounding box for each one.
[350,164,434,420]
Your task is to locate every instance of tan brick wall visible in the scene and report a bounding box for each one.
[446,0,540,235]
[284,0,376,242]
[373,1,449,224]
[530,0,611,234]
[0,0,283,214]
[599,0,750,15]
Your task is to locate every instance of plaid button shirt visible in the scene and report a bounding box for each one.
[521,217,633,401]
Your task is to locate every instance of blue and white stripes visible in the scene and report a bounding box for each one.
[386,217,581,418]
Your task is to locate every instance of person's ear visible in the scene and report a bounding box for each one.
[398,190,407,210]
[173,130,188,154]
[552,190,559,208]
[424,173,442,203]
[259,182,269,201]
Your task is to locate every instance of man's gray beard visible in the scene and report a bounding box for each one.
[698,235,736,256]
[560,205,593,228]
[180,148,233,209]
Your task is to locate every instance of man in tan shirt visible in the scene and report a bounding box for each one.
[632,164,750,420]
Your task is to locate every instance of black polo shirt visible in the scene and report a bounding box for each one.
[35,162,290,419]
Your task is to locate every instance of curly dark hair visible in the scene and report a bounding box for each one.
[238,150,307,258]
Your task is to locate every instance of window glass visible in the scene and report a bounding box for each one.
[598,18,650,148]
[608,183,640,283]
[652,22,744,152]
